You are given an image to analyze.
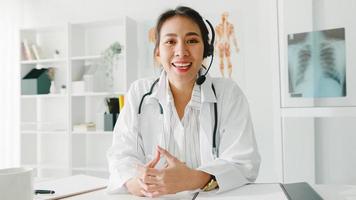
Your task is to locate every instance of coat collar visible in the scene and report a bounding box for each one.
[149,70,217,105]
[150,71,168,106]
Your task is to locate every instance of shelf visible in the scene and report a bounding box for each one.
[21,130,67,135]
[20,58,67,65]
[72,131,112,135]
[21,122,37,125]
[281,106,356,117]
[71,92,124,97]
[37,131,67,135]
[20,17,137,179]
[21,130,37,134]
[21,121,64,125]
[21,94,67,98]
[70,55,102,61]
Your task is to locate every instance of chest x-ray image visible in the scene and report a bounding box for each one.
[288,28,346,98]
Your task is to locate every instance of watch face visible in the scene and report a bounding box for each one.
[203,179,219,191]
[212,175,216,181]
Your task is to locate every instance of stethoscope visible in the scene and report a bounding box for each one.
[136,18,220,159]
[137,77,219,158]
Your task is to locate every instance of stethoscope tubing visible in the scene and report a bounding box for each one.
[137,79,219,158]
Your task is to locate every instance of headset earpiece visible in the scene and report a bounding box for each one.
[205,19,215,57]
[197,19,215,85]
[208,44,214,56]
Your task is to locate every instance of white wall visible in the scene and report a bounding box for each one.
[21,0,280,182]
[313,0,356,184]
[315,118,356,184]
[0,0,22,168]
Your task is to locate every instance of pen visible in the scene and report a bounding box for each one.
[192,192,199,200]
[34,190,55,194]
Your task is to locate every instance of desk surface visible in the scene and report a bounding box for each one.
[64,184,286,200]
[314,185,356,200]
[34,175,356,200]
[62,184,356,200]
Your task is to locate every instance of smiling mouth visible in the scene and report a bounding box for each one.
[172,62,192,69]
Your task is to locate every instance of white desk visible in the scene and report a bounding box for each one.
[313,185,356,200]
[62,184,356,200]
[63,184,285,200]
[34,175,356,200]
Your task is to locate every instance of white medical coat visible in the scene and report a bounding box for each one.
[107,72,261,193]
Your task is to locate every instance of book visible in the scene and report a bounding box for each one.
[23,39,34,60]
[73,122,96,132]
[119,95,125,111]
[196,183,288,200]
[32,44,41,60]
[280,182,323,200]
[34,174,107,200]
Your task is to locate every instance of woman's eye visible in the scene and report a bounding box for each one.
[187,39,199,44]
[165,40,175,45]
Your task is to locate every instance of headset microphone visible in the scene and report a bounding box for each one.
[196,19,215,85]
[196,55,214,85]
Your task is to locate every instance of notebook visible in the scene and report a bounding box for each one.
[34,174,107,200]
[196,183,288,200]
[280,182,323,200]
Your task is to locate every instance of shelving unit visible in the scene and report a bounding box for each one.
[20,58,67,65]
[70,55,103,61]
[19,17,137,179]
[276,0,356,185]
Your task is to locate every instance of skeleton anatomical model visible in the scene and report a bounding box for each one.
[215,12,239,78]
[148,27,156,43]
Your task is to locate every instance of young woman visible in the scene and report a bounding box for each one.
[107,6,260,197]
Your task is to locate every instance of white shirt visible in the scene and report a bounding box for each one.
[107,71,261,193]
[165,77,201,169]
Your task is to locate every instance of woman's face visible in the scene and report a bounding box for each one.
[156,16,204,86]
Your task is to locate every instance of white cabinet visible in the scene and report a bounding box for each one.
[19,17,137,178]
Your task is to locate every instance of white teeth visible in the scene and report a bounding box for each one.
[173,63,191,68]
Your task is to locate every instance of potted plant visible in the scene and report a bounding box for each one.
[101,42,122,91]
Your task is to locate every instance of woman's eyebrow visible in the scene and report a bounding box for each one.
[162,32,200,37]
[186,32,200,37]
[163,33,177,37]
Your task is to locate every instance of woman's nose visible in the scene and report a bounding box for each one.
[175,42,189,57]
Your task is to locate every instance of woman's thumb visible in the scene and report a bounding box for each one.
[156,145,177,164]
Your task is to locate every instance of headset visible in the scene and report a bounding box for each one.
[196,19,215,85]
[138,19,220,159]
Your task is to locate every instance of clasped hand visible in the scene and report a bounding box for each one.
[125,145,210,197]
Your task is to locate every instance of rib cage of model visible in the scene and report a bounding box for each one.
[288,28,346,98]
[215,12,239,78]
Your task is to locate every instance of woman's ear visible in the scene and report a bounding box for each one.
[154,49,160,63]
[155,48,160,58]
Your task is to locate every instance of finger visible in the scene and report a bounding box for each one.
[141,190,162,198]
[146,149,161,168]
[157,145,178,164]
[137,179,162,193]
[141,189,153,198]
[148,191,163,198]
[137,165,162,177]
[141,174,162,185]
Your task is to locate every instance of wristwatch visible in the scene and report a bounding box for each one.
[202,175,219,191]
